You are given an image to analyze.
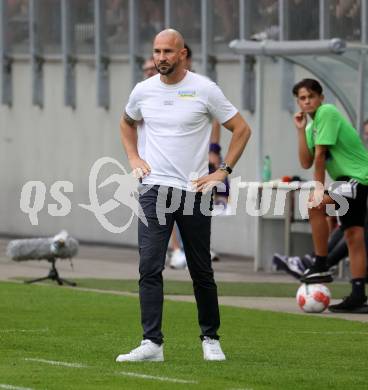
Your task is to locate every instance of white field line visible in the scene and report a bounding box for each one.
[24,358,198,385]
[117,371,198,384]
[226,388,254,390]
[0,329,48,333]
[24,358,87,368]
[0,384,34,390]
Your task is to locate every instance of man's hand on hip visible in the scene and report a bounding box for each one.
[192,170,228,193]
[129,157,151,179]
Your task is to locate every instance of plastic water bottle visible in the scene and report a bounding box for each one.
[262,155,272,182]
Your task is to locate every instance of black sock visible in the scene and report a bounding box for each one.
[314,256,327,270]
[351,278,366,299]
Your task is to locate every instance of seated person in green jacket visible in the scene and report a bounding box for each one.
[292,78,368,313]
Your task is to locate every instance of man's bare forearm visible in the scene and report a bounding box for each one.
[313,154,326,185]
[224,123,251,168]
[297,129,313,169]
[120,112,139,160]
[193,117,251,192]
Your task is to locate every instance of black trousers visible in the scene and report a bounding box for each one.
[326,211,368,269]
[138,185,220,345]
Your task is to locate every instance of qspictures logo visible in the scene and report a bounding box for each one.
[19,156,350,233]
[20,157,147,234]
[79,157,147,232]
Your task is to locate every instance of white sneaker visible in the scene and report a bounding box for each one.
[202,337,226,361]
[210,250,220,262]
[287,256,304,276]
[169,249,187,269]
[116,340,164,362]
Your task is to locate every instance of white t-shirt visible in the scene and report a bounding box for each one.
[125,71,238,190]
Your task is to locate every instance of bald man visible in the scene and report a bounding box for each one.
[117,29,251,362]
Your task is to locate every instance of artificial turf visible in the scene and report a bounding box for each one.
[1,281,367,390]
[66,278,352,299]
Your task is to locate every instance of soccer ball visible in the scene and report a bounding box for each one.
[296,284,331,313]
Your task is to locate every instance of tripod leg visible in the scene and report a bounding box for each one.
[25,276,52,284]
[25,259,62,285]
[49,260,64,285]
[51,266,76,286]
[25,258,76,286]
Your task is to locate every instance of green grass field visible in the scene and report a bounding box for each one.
[17,277,353,299]
[69,278,352,298]
[1,281,368,390]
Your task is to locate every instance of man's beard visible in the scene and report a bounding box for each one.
[156,61,176,75]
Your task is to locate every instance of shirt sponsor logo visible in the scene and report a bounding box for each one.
[163,100,174,106]
[178,90,196,98]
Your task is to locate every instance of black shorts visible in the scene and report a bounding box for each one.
[328,178,368,231]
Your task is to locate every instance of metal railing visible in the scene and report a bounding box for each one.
[0,0,367,108]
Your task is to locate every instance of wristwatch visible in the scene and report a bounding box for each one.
[218,162,232,175]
